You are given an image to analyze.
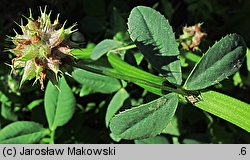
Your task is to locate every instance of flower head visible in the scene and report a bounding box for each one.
[179,23,206,51]
[8,7,77,90]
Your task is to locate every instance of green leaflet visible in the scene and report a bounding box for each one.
[1,104,18,121]
[161,115,180,136]
[107,53,164,96]
[184,34,247,90]
[247,48,250,72]
[44,76,76,131]
[107,53,164,84]
[134,136,169,144]
[27,99,43,110]
[105,88,129,127]
[0,121,49,144]
[71,48,93,59]
[91,39,122,60]
[128,6,182,85]
[0,91,17,121]
[195,90,250,133]
[184,51,201,63]
[109,133,122,142]
[72,68,121,94]
[182,139,203,144]
[79,85,93,97]
[109,93,179,140]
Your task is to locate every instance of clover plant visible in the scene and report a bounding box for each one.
[0,6,249,143]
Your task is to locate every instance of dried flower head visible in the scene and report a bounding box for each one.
[8,7,77,90]
[179,23,206,51]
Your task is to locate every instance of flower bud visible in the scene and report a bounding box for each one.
[179,23,206,51]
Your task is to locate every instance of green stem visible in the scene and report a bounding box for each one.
[112,44,137,52]
[49,130,55,144]
[107,52,163,86]
[75,64,188,96]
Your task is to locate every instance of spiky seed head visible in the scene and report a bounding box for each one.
[8,7,77,90]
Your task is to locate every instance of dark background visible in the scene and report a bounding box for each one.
[1,0,250,47]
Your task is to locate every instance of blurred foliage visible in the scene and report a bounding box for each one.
[0,0,250,143]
